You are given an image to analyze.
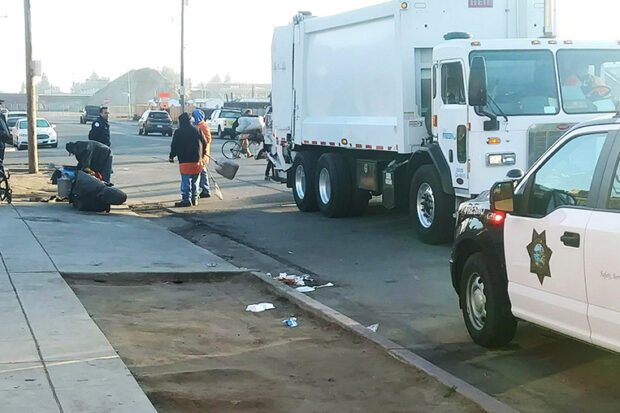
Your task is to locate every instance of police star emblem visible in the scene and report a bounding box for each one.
[526,229,553,285]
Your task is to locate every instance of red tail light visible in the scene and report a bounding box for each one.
[489,211,505,225]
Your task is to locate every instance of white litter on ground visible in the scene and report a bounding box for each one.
[245,303,276,313]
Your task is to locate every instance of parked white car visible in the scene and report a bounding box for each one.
[11,118,58,150]
[207,108,241,138]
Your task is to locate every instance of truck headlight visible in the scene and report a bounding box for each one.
[486,152,516,166]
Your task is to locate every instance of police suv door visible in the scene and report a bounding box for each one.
[504,129,613,342]
[584,133,620,352]
[434,60,469,191]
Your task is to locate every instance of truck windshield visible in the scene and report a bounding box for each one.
[557,49,620,114]
[470,50,559,116]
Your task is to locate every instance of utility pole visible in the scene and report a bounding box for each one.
[24,0,38,173]
[179,0,186,112]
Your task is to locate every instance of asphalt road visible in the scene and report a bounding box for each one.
[6,113,620,413]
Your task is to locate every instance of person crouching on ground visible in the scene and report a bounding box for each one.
[65,140,113,183]
[169,112,206,207]
[191,108,212,199]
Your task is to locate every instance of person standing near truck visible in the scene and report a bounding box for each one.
[88,107,111,147]
[192,108,212,198]
[169,112,206,207]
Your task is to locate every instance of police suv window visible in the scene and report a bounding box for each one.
[522,132,607,216]
[441,63,465,105]
[606,158,620,210]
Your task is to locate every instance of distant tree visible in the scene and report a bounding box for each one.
[161,66,179,85]
[36,73,50,92]
[209,74,222,84]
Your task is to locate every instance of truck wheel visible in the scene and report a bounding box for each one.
[292,152,318,212]
[410,165,454,244]
[316,153,351,217]
[460,253,517,348]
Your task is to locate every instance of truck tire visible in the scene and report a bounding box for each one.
[460,253,517,348]
[316,153,351,217]
[292,152,318,212]
[410,165,454,244]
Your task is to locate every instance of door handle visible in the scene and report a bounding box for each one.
[560,232,580,248]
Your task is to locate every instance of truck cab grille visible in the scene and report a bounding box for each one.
[527,123,576,167]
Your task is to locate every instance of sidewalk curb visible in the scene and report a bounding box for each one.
[62,270,248,283]
[251,271,519,413]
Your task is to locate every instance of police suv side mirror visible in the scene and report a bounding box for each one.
[490,181,514,213]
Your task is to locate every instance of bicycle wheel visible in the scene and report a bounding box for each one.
[222,139,242,159]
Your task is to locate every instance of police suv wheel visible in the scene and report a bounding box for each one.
[292,152,318,212]
[410,165,454,244]
[460,253,517,348]
[316,153,352,218]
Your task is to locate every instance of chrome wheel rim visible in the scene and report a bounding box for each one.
[318,168,331,205]
[466,273,487,331]
[295,165,306,200]
[416,183,435,229]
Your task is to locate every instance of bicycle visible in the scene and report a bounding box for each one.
[0,161,12,204]
[221,131,263,160]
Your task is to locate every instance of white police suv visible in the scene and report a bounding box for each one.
[451,116,620,352]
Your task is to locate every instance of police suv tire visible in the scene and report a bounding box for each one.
[143,129,148,136]
[138,128,143,135]
[460,253,517,348]
[316,153,352,218]
[292,152,318,212]
[410,165,454,244]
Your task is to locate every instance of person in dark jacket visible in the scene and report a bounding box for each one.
[66,140,113,183]
[169,112,206,207]
[88,106,111,147]
[0,100,10,162]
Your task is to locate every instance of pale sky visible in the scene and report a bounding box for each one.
[1,0,620,93]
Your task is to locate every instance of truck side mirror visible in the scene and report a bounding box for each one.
[506,168,524,180]
[490,181,514,213]
[468,56,488,107]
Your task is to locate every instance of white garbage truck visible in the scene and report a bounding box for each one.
[270,0,620,243]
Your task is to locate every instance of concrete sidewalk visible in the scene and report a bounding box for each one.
[0,203,240,412]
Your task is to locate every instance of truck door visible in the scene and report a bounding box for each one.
[504,131,611,343]
[584,136,620,352]
[434,60,469,190]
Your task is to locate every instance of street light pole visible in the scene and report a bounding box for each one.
[179,0,185,112]
[23,0,38,173]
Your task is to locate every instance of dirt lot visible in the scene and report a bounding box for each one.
[68,275,483,413]
[4,165,57,202]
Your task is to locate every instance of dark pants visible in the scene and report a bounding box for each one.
[0,142,5,162]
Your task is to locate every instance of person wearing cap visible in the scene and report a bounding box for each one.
[0,100,10,162]
[65,140,113,183]
[192,107,212,198]
[169,112,206,207]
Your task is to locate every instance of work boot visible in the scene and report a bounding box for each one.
[174,200,191,207]
[199,191,211,198]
